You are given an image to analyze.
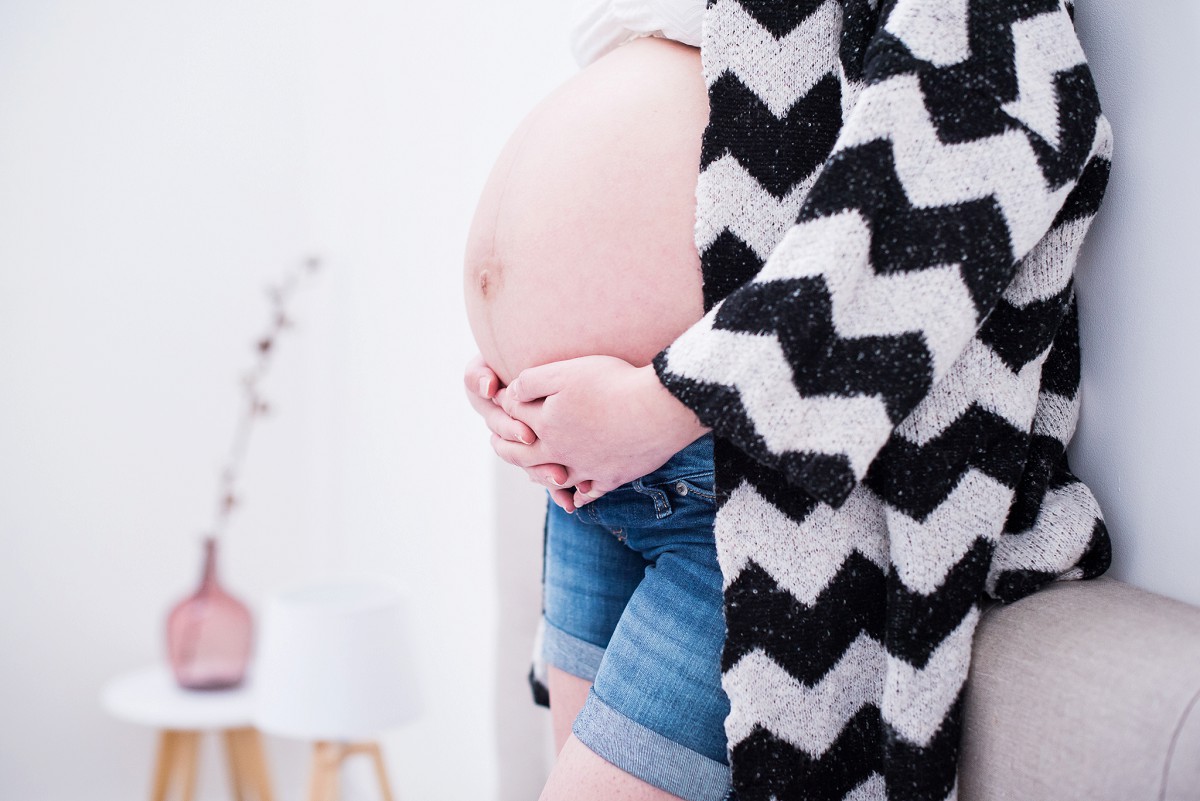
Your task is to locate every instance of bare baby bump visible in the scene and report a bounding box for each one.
[463,37,709,386]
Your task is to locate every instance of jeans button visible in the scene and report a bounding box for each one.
[675,481,688,496]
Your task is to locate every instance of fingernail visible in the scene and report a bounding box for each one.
[518,434,534,445]
[546,475,565,487]
[508,379,520,398]
[478,377,490,397]
[586,490,603,499]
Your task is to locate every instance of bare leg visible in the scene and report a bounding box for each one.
[540,735,686,801]
[548,666,591,754]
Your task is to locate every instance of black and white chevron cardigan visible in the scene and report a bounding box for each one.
[534,1,1113,799]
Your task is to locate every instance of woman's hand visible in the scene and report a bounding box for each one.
[463,355,536,444]
[493,355,710,508]
[462,355,577,511]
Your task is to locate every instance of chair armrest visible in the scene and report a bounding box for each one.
[960,577,1200,800]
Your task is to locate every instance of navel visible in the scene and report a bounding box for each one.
[474,255,504,301]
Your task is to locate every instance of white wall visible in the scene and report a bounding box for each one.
[1070,0,1200,608]
[0,1,573,799]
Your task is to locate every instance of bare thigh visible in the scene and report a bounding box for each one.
[544,667,687,801]
[548,667,591,754]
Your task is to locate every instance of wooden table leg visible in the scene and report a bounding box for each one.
[306,742,324,801]
[304,741,395,801]
[154,727,273,801]
[175,731,201,801]
[366,743,396,801]
[223,729,247,801]
[221,728,275,801]
[307,741,341,801]
[243,729,276,801]
[150,731,178,801]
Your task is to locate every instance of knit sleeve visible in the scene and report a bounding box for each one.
[652,0,1110,508]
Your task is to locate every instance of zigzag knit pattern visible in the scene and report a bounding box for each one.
[651,1,1113,798]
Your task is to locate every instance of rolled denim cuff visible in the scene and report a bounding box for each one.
[574,687,732,801]
[541,618,606,682]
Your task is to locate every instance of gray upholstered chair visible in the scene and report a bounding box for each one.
[960,578,1200,800]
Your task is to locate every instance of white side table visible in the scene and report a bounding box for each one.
[102,664,275,801]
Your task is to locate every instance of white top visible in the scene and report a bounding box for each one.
[101,664,256,730]
[570,0,706,67]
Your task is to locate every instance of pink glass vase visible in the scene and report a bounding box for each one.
[166,537,253,690]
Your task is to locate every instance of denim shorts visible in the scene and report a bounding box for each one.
[541,433,731,801]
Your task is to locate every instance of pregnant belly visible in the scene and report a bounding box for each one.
[463,37,709,386]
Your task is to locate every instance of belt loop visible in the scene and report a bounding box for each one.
[632,477,673,520]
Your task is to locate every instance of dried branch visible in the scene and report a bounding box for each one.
[209,256,321,540]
